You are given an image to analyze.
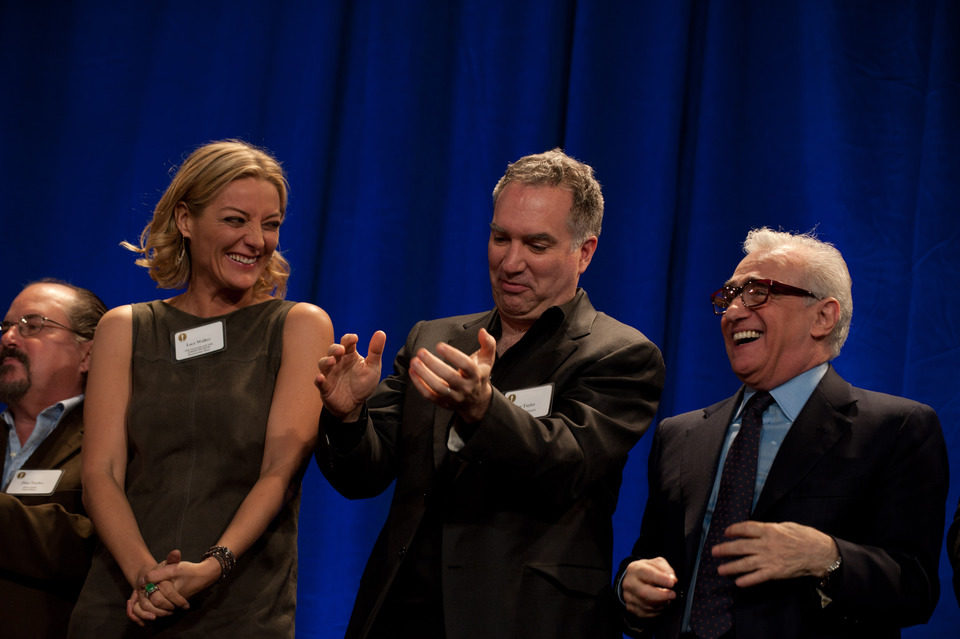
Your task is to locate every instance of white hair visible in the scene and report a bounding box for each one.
[743,227,853,357]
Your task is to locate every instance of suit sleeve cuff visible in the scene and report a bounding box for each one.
[320,405,368,451]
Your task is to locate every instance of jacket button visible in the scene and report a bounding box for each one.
[398,545,407,557]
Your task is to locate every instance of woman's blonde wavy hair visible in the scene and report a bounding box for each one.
[122,139,291,298]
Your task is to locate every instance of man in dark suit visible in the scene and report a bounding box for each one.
[616,228,948,639]
[315,149,665,638]
[948,500,960,607]
[1,279,106,639]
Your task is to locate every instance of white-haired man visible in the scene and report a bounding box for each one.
[617,228,948,639]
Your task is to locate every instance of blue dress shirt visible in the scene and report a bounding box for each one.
[679,363,828,629]
[2,394,83,491]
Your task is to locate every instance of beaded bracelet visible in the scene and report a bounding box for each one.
[202,545,236,582]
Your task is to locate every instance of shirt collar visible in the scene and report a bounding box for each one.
[736,363,828,422]
[489,288,582,339]
[47,394,84,419]
[2,394,84,433]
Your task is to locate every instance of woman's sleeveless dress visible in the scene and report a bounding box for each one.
[69,299,302,638]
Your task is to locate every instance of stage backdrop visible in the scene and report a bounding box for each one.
[1,1,958,636]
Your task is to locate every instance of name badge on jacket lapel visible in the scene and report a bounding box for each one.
[6,469,63,495]
[173,321,226,361]
[504,383,554,417]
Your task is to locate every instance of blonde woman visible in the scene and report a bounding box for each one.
[69,140,332,637]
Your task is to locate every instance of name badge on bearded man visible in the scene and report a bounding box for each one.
[6,469,63,495]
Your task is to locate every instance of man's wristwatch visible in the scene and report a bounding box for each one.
[817,554,842,608]
[818,555,842,589]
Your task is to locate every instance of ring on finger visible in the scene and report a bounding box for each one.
[144,582,159,596]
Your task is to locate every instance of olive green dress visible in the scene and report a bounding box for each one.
[69,299,302,638]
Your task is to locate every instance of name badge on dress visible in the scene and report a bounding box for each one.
[6,469,63,495]
[173,321,226,361]
[504,383,554,418]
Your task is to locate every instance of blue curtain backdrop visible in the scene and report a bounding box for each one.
[2,1,958,636]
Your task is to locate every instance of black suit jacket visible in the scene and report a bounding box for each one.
[947,498,960,607]
[618,366,948,639]
[317,290,664,639]
[0,404,95,639]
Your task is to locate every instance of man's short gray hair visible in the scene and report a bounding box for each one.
[492,148,603,247]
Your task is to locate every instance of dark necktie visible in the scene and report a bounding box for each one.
[689,390,774,639]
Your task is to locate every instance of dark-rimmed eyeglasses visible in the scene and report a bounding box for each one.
[711,279,819,316]
[0,314,85,339]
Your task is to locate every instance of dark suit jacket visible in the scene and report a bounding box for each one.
[0,404,95,639]
[317,290,665,639]
[947,498,960,607]
[618,366,948,639]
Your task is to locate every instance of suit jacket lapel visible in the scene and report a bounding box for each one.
[432,295,595,470]
[754,367,854,516]
[682,395,740,542]
[491,294,593,392]
[432,313,493,469]
[23,406,84,470]
[493,331,579,392]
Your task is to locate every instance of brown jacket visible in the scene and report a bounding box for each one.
[0,404,95,639]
